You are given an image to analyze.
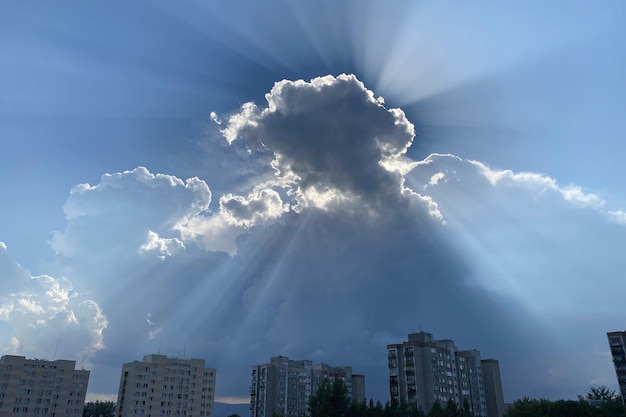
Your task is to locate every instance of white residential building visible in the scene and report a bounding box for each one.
[115,354,216,417]
[0,354,89,417]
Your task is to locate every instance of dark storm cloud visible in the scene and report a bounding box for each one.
[223,74,415,213]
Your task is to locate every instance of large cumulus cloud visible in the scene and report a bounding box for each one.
[3,74,626,403]
[50,167,211,258]
[223,74,416,213]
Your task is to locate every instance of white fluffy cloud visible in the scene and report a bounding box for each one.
[0,248,107,361]
[219,189,288,227]
[407,153,626,316]
[139,231,185,259]
[50,167,211,257]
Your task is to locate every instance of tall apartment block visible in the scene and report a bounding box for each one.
[115,354,216,417]
[249,356,366,417]
[607,331,626,403]
[0,354,90,417]
[387,332,505,417]
[480,360,505,417]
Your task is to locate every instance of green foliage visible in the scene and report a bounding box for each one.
[309,378,351,417]
[427,401,443,417]
[346,398,482,417]
[505,388,626,417]
[586,385,620,402]
[82,400,115,417]
[352,398,425,417]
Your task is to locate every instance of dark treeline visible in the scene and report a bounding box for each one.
[309,378,471,417]
[505,396,626,417]
[345,397,471,417]
[505,385,626,417]
[306,379,626,417]
[83,400,115,417]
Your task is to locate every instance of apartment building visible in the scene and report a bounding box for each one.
[481,360,505,417]
[607,330,626,403]
[387,332,504,417]
[0,354,89,417]
[249,356,365,417]
[115,354,216,417]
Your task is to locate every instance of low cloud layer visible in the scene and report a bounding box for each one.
[2,74,625,402]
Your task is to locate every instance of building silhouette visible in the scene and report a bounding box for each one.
[249,355,365,417]
[387,332,504,417]
[0,354,89,417]
[115,354,216,417]
[607,330,626,403]
[481,359,505,417]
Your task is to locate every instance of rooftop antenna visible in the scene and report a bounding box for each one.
[183,344,186,359]
[18,343,23,355]
[158,340,162,354]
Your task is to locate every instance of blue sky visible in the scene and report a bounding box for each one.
[2,0,626,405]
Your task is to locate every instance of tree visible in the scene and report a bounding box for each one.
[505,397,549,417]
[309,378,351,417]
[460,399,471,417]
[586,385,620,402]
[504,392,626,417]
[83,400,115,417]
[426,401,443,417]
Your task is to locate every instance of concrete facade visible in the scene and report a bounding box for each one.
[0,354,89,417]
[481,359,505,417]
[607,330,626,403]
[388,332,504,417]
[115,354,216,417]
[249,356,365,417]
